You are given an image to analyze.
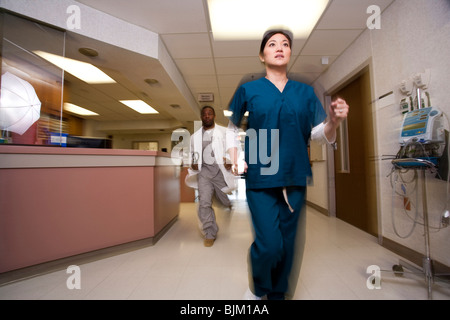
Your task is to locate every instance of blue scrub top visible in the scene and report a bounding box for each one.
[229,77,327,189]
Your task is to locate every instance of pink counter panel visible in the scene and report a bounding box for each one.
[0,145,181,273]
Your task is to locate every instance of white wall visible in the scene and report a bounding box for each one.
[312,0,450,266]
[307,143,330,211]
[113,132,173,151]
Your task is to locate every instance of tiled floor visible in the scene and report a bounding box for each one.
[1,195,449,300]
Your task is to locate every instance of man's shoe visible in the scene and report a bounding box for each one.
[204,238,215,247]
[243,288,261,300]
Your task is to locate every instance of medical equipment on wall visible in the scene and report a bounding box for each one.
[397,86,446,164]
[400,107,444,146]
[383,80,450,300]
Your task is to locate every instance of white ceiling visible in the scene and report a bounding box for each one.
[61,0,395,133]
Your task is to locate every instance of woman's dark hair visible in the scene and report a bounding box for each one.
[259,29,293,55]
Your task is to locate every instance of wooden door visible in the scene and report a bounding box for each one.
[333,67,378,236]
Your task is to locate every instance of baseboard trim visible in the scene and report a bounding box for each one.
[381,237,450,274]
[0,216,178,286]
[306,201,329,216]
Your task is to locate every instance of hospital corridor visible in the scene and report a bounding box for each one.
[1,0,450,305]
[1,196,449,300]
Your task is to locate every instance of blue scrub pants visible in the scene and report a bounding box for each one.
[246,186,307,300]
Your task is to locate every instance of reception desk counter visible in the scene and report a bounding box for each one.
[0,145,181,274]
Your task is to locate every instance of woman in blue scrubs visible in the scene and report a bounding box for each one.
[227,29,349,300]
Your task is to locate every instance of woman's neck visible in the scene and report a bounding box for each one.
[265,68,289,92]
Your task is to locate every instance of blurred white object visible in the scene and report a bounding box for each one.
[0,72,41,135]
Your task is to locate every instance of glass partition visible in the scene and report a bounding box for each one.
[0,12,66,146]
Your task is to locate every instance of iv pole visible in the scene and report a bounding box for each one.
[390,161,434,299]
[389,88,450,300]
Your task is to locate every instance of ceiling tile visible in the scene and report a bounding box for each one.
[162,33,212,59]
[219,87,240,107]
[301,29,363,56]
[211,39,260,58]
[77,0,209,34]
[317,0,395,29]
[289,55,337,73]
[183,74,218,89]
[175,58,215,76]
[217,74,246,88]
[214,57,265,75]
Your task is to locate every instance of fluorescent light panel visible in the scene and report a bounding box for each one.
[64,103,99,116]
[120,100,159,114]
[208,0,329,40]
[224,110,249,117]
[223,110,233,117]
[34,51,116,84]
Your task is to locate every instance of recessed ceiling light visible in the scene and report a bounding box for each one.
[120,100,159,114]
[78,47,99,57]
[144,78,159,85]
[207,0,329,40]
[64,103,99,116]
[34,50,116,84]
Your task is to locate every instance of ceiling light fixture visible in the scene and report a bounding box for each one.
[78,47,99,57]
[120,100,159,114]
[223,110,233,117]
[64,103,99,116]
[224,110,249,117]
[207,0,329,40]
[144,78,159,85]
[34,50,116,84]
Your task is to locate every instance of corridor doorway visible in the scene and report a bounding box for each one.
[331,66,378,237]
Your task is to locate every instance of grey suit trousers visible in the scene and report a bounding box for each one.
[197,170,231,239]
